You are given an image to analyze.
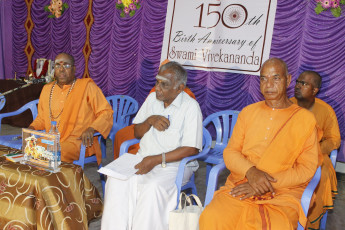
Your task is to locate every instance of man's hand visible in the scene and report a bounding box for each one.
[135,155,160,175]
[245,166,276,195]
[148,115,170,131]
[80,127,95,147]
[230,182,257,200]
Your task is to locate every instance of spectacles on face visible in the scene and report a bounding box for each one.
[295,80,310,87]
[54,63,72,70]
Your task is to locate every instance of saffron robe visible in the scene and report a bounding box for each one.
[291,97,341,229]
[199,102,320,230]
[113,87,196,159]
[30,78,113,164]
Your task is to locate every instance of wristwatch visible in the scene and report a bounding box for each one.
[161,152,166,168]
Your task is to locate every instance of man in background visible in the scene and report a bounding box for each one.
[291,70,341,229]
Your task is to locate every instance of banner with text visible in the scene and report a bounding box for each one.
[161,0,277,75]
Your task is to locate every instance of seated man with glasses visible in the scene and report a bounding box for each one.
[291,70,341,229]
[29,52,113,164]
[102,61,203,230]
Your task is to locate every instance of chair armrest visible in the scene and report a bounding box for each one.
[175,145,211,196]
[0,99,39,133]
[119,138,140,157]
[93,132,101,138]
[300,166,321,217]
[330,149,338,168]
[75,132,103,168]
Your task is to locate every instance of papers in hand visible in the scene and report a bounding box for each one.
[98,153,143,180]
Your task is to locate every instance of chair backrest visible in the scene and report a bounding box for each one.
[106,95,139,131]
[297,166,322,230]
[202,110,240,153]
[0,99,39,132]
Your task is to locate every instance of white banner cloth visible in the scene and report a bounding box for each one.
[161,0,277,75]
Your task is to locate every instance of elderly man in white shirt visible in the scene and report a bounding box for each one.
[101,61,203,230]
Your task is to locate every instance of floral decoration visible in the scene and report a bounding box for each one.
[44,0,69,18]
[116,0,142,17]
[315,0,345,17]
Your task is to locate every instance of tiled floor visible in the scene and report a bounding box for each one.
[1,124,345,229]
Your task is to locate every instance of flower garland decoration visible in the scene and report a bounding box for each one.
[33,59,49,79]
[44,0,69,18]
[116,0,142,17]
[315,0,345,17]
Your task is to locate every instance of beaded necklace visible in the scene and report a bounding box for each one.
[49,80,76,125]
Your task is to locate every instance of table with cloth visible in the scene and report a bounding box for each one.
[0,145,102,230]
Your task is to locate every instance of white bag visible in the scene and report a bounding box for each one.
[169,192,204,230]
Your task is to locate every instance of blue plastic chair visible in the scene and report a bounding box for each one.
[319,149,338,230]
[119,127,212,207]
[0,99,39,149]
[201,110,240,183]
[329,149,338,168]
[73,132,106,195]
[204,163,321,230]
[73,95,139,196]
[101,95,139,159]
[298,166,322,230]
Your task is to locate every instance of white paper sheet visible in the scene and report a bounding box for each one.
[98,153,143,180]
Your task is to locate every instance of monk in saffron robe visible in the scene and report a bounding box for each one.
[29,53,113,164]
[199,58,321,230]
[291,70,341,229]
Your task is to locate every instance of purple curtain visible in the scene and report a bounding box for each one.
[0,0,13,79]
[7,0,345,161]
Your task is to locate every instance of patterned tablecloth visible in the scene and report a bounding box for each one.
[0,145,103,230]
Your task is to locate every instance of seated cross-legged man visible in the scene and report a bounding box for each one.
[101,61,203,230]
[29,52,113,164]
[199,58,321,230]
[291,70,341,229]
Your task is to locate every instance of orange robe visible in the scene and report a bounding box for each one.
[291,97,341,229]
[30,78,113,164]
[113,86,196,159]
[199,102,320,230]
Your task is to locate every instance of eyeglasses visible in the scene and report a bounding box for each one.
[54,63,72,70]
[295,80,310,87]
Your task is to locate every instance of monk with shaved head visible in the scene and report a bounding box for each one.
[200,58,321,229]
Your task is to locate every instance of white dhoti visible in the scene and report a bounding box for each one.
[101,163,194,230]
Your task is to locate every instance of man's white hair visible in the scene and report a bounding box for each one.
[159,61,187,88]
